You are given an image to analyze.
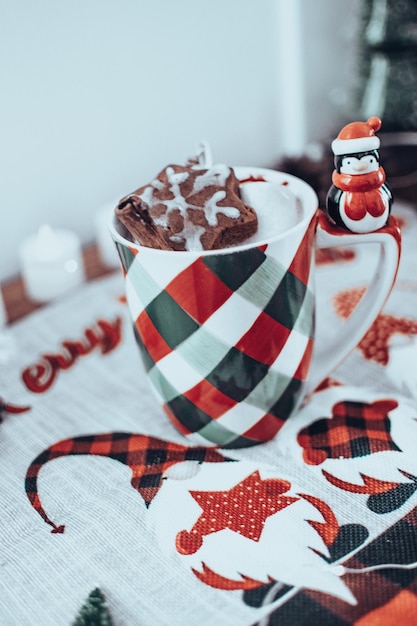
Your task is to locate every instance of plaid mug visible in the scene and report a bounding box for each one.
[110,167,401,448]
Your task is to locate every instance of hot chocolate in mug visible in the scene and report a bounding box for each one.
[110,167,401,448]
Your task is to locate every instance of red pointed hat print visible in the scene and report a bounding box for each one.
[25,432,231,533]
[331,116,382,156]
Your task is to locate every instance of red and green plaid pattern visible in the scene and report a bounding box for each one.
[115,225,315,448]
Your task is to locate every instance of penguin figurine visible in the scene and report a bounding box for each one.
[326,116,392,233]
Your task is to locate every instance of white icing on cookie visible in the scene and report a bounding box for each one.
[137,165,240,250]
[202,190,239,226]
[192,164,231,194]
[170,224,206,251]
[139,185,155,207]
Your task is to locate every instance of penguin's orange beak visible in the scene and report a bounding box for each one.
[354,161,368,172]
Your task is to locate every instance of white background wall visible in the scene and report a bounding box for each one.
[0,0,361,282]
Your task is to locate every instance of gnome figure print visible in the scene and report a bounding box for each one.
[326,116,392,233]
[25,433,358,608]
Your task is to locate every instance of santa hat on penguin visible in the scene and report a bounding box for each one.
[331,116,381,156]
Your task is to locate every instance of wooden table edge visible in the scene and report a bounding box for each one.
[1,243,117,324]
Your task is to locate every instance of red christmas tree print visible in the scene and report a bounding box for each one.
[175,470,298,555]
[333,287,417,365]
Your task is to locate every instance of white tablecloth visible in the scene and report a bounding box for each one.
[1,201,417,625]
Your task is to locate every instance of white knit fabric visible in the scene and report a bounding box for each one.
[0,200,416,625]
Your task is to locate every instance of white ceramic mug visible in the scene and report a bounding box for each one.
[110,167,401,448]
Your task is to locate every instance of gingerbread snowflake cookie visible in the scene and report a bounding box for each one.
[115,163,258,251]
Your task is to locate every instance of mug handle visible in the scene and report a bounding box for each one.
[305,211,402,394]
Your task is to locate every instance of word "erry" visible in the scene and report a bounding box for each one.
[22,317,123,393]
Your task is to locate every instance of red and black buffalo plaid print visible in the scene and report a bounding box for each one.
[297,399,400,465]
[25,433,231,533]
[257,502,417,625]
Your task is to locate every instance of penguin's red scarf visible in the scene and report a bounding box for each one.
[332,167,387,220]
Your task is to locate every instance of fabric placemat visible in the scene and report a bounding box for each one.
[1,201,417,626]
